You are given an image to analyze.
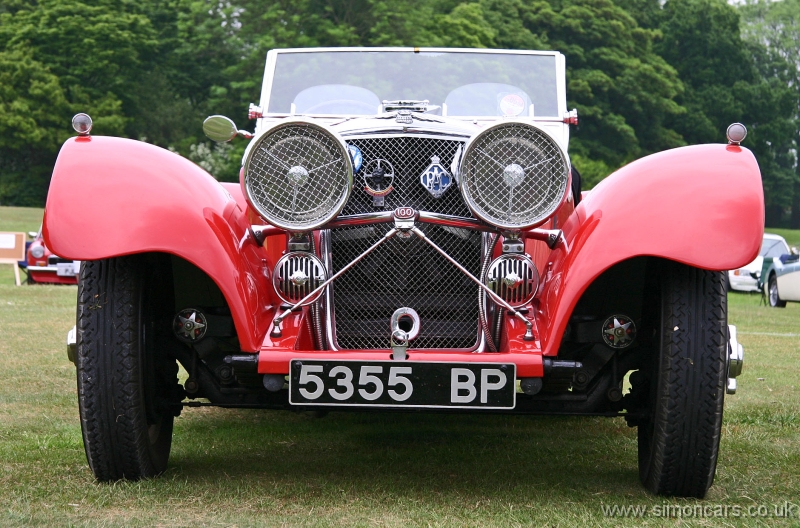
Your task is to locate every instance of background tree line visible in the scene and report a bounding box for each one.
[0,0,798,226]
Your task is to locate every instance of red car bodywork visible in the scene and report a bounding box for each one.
[44,136,763,372]
[26,231,79,285]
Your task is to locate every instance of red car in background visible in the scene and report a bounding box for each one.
[26,227,79,284]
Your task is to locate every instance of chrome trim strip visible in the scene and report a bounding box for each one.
[320,230,340,351]
[268,47,562,56]
[258,116,569,127]
[253,213,563,248]
[340,131,473,140]
[27,266,60,272]
[326,211,491,231]
[326,212,394,229]
[418,211,495,232]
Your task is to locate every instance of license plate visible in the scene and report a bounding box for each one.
[56,263,76,276]
[289,359,516,409]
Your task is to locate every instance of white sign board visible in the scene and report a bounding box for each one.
[0,233,15,249]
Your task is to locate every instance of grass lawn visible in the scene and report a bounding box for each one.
[0,206,43,235]
[1,206,799,526]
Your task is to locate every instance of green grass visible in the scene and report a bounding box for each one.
[0,206,43,235]
[1,206,799,526]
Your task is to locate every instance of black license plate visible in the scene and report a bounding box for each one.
[289,359,516,409]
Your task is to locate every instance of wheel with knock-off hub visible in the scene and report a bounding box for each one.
[637,262,728,497]
[75,255,182,481]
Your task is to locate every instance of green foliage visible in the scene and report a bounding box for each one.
[623,0,799,224]
[656,0,757,144]
[569,153,613,189]
[0,0,158,205]
[740,0,800,227]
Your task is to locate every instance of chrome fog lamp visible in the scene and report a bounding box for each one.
[244,119,353,231]
[273,252,327,305]
[483,254,539,308]
[30,245,45,259]
[459,121,569,230]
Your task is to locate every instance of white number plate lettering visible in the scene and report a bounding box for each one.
[289,360,515,409]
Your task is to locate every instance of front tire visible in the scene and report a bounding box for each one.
[768,274,786,307]
[638,263,727,497]
[76,255,181,481]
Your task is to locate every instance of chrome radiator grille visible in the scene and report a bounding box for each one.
[330,224,481,349]
[341,137,470,216]
[330,136,480,350]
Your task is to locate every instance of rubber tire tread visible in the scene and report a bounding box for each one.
[76,257,173,481]
[768,274,786,308]
[639,262,727,498]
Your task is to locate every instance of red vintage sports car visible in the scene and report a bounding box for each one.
[45,48,759,497]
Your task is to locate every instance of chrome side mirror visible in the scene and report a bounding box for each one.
[791,246,798,256]
[203,115,253,142]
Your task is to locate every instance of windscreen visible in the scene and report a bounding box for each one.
[760,238,790,258]
[267,50,559,117]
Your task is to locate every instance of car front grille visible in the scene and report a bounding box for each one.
[341,137,470,217]
[329,136,481,350]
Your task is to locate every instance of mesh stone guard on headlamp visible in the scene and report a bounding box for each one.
[244,118,353,231]
[459,121,569,230]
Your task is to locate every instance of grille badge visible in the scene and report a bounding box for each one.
[348,145,363,172]
[396,110,413,124]
[362,158,395,207]
[420,156,453,199]
[363,159,395,197]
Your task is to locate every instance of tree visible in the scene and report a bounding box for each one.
[740,0,800,227]
[623,0,798,227]
[0,0,158,205]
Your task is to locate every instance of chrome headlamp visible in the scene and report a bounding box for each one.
[244,119,353,231]
[459,121,570,230]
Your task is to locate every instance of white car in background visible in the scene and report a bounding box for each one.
[728,233,789,292]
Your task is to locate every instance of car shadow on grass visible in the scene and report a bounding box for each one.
[167,409,644,499]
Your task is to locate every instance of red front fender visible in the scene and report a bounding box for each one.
[44,136,271,352]
[538,143,764,356]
